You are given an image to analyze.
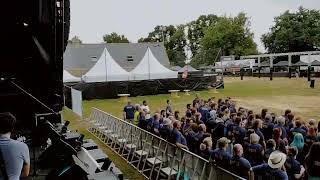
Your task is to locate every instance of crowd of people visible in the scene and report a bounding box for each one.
[123,97,320,180]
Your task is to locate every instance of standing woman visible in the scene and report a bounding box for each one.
[305,142,320,180]
[290,133,304,164]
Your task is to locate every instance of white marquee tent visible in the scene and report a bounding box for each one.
[82,48,130,82]
[63,70,81,83]
[129,48,178,80]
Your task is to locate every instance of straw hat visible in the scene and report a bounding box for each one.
[268,151,287,169]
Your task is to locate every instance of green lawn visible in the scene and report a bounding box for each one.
[62,77,319,179]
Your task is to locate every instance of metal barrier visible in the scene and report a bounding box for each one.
[87,108,246,180]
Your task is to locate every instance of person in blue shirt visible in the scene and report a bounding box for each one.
[289,121,306,142]
[199,137,214,160]
[232,117,246,145]
[261,114,275,141]
[170,121,188,149]
[274,116,288,140]
[253,119,266,149]
[252,151,288,180]
[212,137,232,170]
[230,144,251,179]
[264,139,276,162]
[123,101,135,122]
[199,102,210,123]
[285,146,303,180]
[152,113,161,135]
[0,112,30,180]
[159,118,172,140]
[290,133,304,164]
[246,133,264,166]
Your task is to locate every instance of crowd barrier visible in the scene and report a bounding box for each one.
[87,108,247,180]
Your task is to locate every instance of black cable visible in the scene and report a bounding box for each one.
[11,81,58,115]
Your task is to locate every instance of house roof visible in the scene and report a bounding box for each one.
[178,65,199,72]
[311,60,320,66]
[63,43,170,75]
[274,61,289,67]
[292,61,308,66]
[171,66,182,71]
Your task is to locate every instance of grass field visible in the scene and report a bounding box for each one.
[63,77,319,179]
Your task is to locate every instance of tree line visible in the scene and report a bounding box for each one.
[70,7,320,67]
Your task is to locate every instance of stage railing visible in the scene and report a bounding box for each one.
[87,108,246,180]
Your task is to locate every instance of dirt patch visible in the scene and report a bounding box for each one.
[235,95,320,120]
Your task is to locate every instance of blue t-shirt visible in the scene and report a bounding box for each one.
[290,127,306,137]
[212,148,232,169]
[261,122,275,141]
[274,125,287,139]
[230,155,251,179]
[254,128,265,146]
[232,125,246,145]
[285,157,301,180]
[172,129,187,146]
[153,119,160,130]
[0,137,30,180]
[246,143,264,166]
[252,163,288,180]
[123,105,135,119]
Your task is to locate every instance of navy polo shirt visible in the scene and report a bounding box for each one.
[232,125,246,144]
[123,105,135,119]
[252,164,288,180]
[173,129,187,146]
[285,157,301,180]
[261,122,275,141]
[153,119,160,131]
[246,143,264,166]
[290,128,306,137]
[274,125,288,139]
[254,128,265,146]
[212,148,232,169]
[264,148,275,161]
[230,155,251,179]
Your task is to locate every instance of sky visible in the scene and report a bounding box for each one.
[69,0,320,52]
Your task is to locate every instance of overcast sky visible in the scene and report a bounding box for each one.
[69,0,320,52]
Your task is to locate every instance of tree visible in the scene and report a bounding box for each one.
[191,13,257,67]
[68,36,82,44]
[103,32,129,43]
[262,7,320,53]
[186,14,219,58]
[138,25,187,66]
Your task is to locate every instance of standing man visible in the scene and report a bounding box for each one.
[123,101,135,122]
[0,112,30,180]
[166,99,173,118]
[230,144,251,179]
[140,100,150,113]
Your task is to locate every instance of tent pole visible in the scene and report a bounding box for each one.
[148,48,150,80]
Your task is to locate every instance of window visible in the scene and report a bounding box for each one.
[127,56,133,62]
[91,56,97,62]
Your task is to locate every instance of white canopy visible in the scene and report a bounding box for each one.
[82,48,130,82]
[63,70,81,83]
[129,48,177,80]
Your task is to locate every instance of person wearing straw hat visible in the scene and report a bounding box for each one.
[252,151,288,180]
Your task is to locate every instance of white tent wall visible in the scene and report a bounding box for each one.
[63,70,81,82]
[82,48,130,82]
[129,48,177,80]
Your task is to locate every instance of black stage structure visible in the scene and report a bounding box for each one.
[66,75,222,100]
[0,1,121,179]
